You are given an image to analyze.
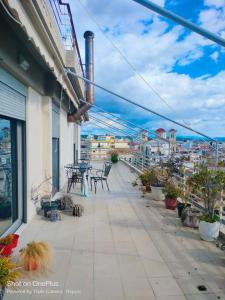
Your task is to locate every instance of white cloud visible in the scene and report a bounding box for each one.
[204,0,225,8]
[210,51,219,62]
[68,0,225,136]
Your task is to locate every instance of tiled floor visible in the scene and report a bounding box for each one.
[4,161,225,300]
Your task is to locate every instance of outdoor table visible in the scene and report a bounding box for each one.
[65,163,92,196]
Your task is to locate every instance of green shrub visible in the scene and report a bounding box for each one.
[111,152,118,163]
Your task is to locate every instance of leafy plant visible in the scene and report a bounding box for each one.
[139,170,151,187]
[0,256,21,288]
[110,151,118,163]
[19,241,52,272]
[150,167,167,187]
[0,235,14,246]
[131,180,138,187]
[163,181,183,199]
[187,164,225,223]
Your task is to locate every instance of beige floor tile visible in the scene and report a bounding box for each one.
[11,162,225,300]
[150,276,184,296]
[94,276,124,298]
[122,277,155,298]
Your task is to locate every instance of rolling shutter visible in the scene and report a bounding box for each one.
[0,68,26,120]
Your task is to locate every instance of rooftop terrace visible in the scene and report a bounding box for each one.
[5,162,225,300]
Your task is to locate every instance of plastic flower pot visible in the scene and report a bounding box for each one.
[165,198,177,210]
[177,203,185,217]
[177,203,191,218]
[43,201,58,217]
[0,243,14,256]
[11,234,20,248]
[151,186,165,201]
[199,221,220,241]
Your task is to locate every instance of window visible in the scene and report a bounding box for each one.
[0,117,18,235]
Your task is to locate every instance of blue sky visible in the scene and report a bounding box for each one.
[68,0,225,137]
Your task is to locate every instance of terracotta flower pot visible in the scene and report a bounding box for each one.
[145,185,151,192]
[24,258,38,271]
[165,198,177,210]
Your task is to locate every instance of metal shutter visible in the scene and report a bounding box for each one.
[0,68,26,120]
[0,82,26,120]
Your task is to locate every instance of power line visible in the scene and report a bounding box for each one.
[66,69,217,143]
[89,115,139,138]
[80,98,170,143]
[77,0,196,130]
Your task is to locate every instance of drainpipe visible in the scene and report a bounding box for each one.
[68,31,94,122]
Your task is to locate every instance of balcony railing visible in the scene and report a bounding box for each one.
[49,0,84,76]
[121,152,225,225]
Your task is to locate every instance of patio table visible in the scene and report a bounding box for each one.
[65,163,92,196]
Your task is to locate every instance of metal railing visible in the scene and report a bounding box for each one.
[49,0,84,76]
[121,152,225,224]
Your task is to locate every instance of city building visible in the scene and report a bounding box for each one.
[143,128,176,157]
[81,134,132,160]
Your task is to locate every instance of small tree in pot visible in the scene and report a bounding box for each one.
[139,170,152,192]
[110,151,118,163]
[163,181,183,210]
[187,165,225,241]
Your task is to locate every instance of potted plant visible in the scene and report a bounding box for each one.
[42,201,58,218]
[111,151,118,163]
[187,165,225,241]
[0,234,20,256]
[139,170,152,192]
[163,181,183,210]
[149,167,167,201]
[19,241,52,271]
[0,255,21,299]
[177,201,191,218]
[131,180,138,187]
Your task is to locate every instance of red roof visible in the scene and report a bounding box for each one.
[169,128,176,132]
[156,128,166,133]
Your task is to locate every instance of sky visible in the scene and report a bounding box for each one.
[68,0,225,138]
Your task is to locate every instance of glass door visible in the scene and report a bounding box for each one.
[0,117,23,235]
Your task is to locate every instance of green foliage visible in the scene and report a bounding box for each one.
[111,152,118,163]
[163,181,183,199]
[139,170,152,186]
[0,235,14,246]
[139,167,167,187]
[187,164,225,221]
[0,256,21,288]
[131,180,138,187]
[199,214,220,223]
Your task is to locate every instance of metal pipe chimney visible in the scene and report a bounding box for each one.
[68,30,94,122]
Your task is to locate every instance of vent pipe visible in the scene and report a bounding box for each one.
[68,30,94,122]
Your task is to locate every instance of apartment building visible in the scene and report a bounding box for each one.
[0,0,90,236]
[81,135,131,160]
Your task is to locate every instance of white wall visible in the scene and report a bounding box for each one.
[74,123,81,161]
[59,109,74,189]
[26,88,52,221]
[26,93,81,219]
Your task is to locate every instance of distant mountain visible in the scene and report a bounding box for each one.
[176,136,225,142]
